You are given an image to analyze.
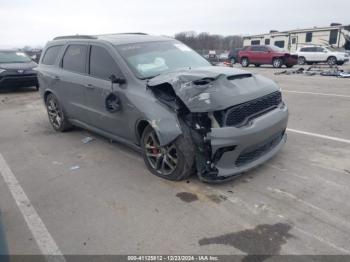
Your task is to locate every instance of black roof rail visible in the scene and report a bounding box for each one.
[53,35,97,40]
[117,32,148,35]
[95,32,148,37]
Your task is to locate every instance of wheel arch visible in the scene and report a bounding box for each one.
[135,118,182,147]
[43,90,53,102]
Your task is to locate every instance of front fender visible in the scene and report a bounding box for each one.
[129,90,183,146]
[138,116,183,147]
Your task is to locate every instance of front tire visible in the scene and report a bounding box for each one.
[327,56,337,66]
[272,58,283,68]
[141,126,194,181]
[298,56,306,65]
[45,94,72,132]
[230,58,236,64]
[240,58,249,67]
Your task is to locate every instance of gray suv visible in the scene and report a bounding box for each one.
[37,33,288,182]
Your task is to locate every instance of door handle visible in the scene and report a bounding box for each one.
[85,84,95,89]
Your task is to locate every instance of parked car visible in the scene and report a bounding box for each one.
[0,50,38,89]
[295,46,349,65]
[228,47,243,64]
[37,34,288,182]
[239,45,298,68]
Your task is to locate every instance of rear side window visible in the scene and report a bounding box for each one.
[62,45,88,74]
[42,45,63,65]
[251,46,260,51]
[89,46,122,80]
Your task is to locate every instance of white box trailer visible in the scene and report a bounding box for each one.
[243,24,350,53]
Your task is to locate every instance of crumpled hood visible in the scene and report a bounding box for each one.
[0,61,37,70]
[148,66,280,112]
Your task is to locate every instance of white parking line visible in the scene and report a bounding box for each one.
[0,153,65,261]
[283,90,350,98]
[287,128,350,144]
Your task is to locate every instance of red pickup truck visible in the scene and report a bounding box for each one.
[239,45,298,68]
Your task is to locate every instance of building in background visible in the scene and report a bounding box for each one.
[243,23,350,52]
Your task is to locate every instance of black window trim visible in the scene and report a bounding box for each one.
[87,44,124,81]
[41,45,64,65]
[60,43,89,76]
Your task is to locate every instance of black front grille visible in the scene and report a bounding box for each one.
[224,91,282,127]
[235,131,284,167]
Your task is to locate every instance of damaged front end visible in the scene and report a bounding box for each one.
[147,66,288,182]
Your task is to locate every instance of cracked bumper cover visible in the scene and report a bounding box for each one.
[208,104,288,178]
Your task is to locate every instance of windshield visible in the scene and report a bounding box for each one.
[326,47,345,52]
[115,41,211,79]
[0,51,31,63]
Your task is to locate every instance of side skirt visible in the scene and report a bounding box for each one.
[69,119,142,153]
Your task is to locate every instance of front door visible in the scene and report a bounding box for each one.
[84,44,132,140]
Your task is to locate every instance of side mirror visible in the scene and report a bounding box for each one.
[109,74,126,85]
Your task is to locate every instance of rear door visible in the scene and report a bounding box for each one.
[84,44,132,140]
[57,43,90,123]
[249,46,261,63]
[307,47,319,62]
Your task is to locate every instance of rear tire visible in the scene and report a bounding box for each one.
[241,58,249,67]
[141,126,194,181]
[272,58,283,68]
[45,93,73,132]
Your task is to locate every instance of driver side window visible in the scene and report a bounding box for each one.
[89,45,122,80]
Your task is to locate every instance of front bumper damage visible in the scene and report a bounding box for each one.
[200,105,288,182]
[148,66,289,182]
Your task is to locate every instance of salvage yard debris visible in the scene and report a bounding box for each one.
[81,136,95,144]
[69,165,80,171]
[275,65,350,78]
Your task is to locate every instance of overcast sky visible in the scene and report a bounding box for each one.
[0,0,349,48]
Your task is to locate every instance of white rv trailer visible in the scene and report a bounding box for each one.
[243,24,350,53]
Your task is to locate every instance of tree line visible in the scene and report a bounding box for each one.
[174,31,243,54]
